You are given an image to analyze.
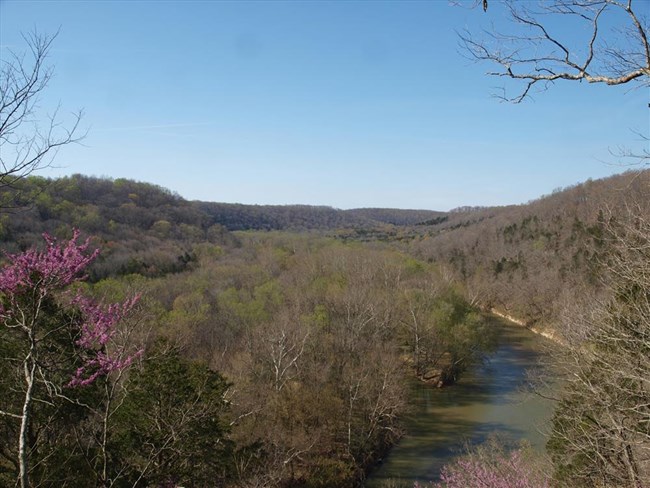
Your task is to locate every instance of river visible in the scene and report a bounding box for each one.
[366,318,554,487]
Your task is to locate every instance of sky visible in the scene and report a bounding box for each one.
[1,0,648,210]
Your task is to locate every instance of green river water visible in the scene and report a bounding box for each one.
[366,318,554,487]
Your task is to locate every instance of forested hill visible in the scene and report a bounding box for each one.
[0,174,445,277]
[410,169,650,328]
[196,201,446,230]
[0,175,239,279]
[0,174,447,238]
[345,207,447,226]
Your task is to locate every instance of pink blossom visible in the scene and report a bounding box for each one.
[0,230,141,387]
[68,293,143,387]
[428,448,549,488]
[0,230,98,313]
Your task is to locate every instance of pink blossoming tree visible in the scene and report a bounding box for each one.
[0,230,140,488]
[432,448,549,488]
[414,437,550,488]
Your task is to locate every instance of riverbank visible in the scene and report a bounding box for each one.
[365,318,552,487]
[489,308,563,344]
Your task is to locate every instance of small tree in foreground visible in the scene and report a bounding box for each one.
[0,230,140,488]
[111,343,234,487]
[416,437,550,488]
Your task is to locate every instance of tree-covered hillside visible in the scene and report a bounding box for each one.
[0,175,239,280]
[0,174,447,252]
[410,170,650,328]
[196,203,446,231]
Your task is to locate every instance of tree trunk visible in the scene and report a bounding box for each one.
[19,354,36,488]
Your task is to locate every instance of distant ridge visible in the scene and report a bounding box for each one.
[195,202,446,230]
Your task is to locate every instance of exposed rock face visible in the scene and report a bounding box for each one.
[490,308,562,344]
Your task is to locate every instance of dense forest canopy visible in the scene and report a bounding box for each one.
[0,202,494,487]
[1,169,648,486]
[3,171,648,330]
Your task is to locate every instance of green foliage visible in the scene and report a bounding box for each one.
[0,295,104,486]
[112,345,234,487]
[402,256,426,275]
[305,457,357,487]
[150,219,172,238]
[0,175,240,280]
[400,285,494,384]
[306,304,330,329]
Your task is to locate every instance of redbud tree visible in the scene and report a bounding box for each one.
[433,448,549,488]
[413,437,550,488]
[0,230,140,488]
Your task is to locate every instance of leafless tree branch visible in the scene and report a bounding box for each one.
[0,30,85,207]
[459,0,650,103]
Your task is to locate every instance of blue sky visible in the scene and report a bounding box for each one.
[1,0,648,210]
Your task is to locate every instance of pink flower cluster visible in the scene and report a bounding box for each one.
[0,230,142,387]
[68,293,143,387]
[0,230,98,315]
[421,449,549,488]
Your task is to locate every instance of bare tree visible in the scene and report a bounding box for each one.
[460,0,649,103]
[548,210,650,487]
[0,31,83,201]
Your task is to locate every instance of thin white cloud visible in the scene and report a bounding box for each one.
[100,122,212,132]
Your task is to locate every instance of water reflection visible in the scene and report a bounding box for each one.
[366,319,553,487]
